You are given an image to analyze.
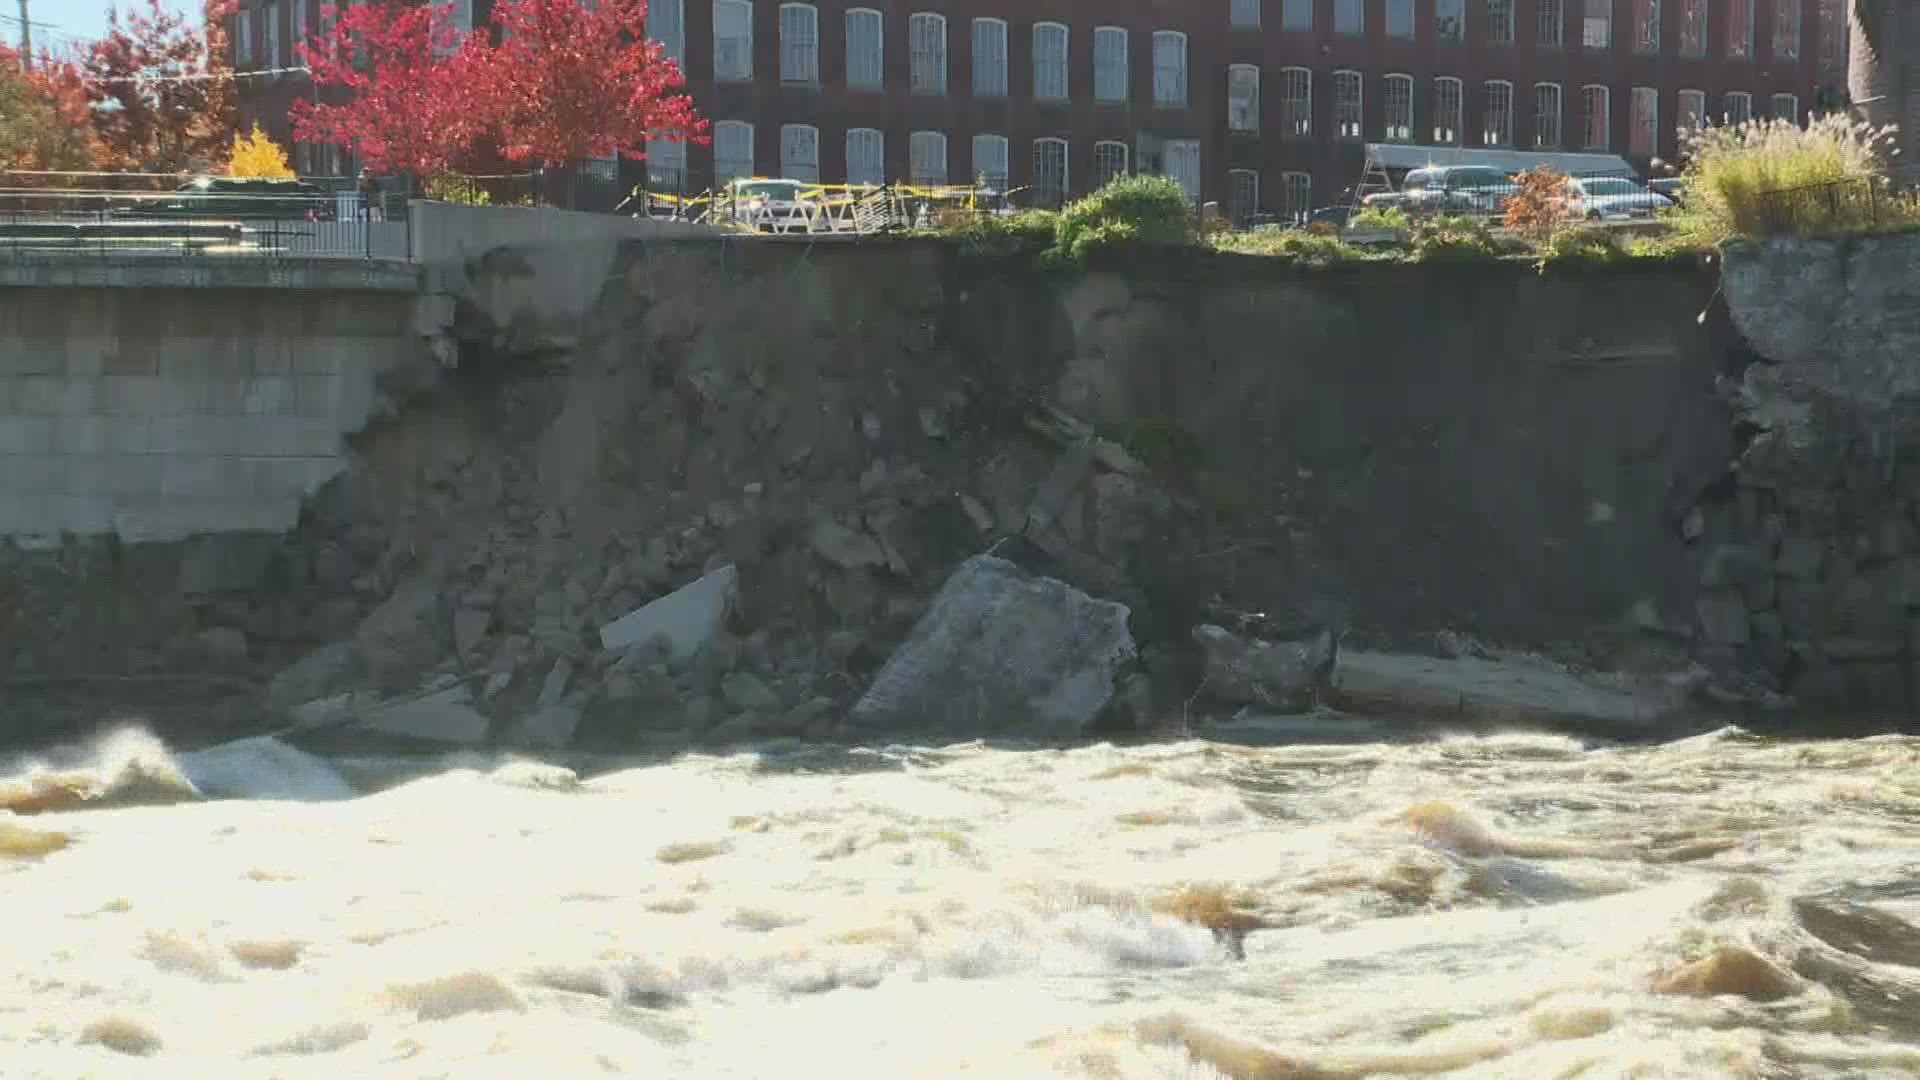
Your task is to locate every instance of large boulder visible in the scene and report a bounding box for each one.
[175,736,355,801]
[1192,624,1337,713]
[1329,649,1684,736]
[598,565,737,661]
[846,555,1135,740]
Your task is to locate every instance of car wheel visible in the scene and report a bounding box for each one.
[1586,211,1602,221]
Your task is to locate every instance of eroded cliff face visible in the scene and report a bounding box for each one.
[1,239,1746,748]
[1683,235,1920,712]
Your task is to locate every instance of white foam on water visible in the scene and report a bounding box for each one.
[3,727,1919,1075]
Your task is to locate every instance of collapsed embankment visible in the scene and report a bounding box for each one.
[1,237,1762,749]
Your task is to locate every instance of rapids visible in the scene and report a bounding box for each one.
[4,721,1920,1078]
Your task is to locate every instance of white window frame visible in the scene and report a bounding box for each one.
[1152,31,1187,108]
[847,8,883,91]
[1281,171,1311,224]
[1724,90,1752,125]
[972,133,1009,188]
[1283,0,1313,31]
[779,3,819,84]
[1633,0,1659,51]
[1679,0,1705,55]
[1386,0,1414,37]
[1228,64,1261,132]
[1165,139,1200,200]
[265,0,281,67]
[1537,0,1562,45]
[1384,73,1413,141]
[1771,92,1798,123]
[846,127,885,186]
[1281,66,1312,138]
[646,139,688,190]
[714,120,755,183]
[236,7,253,68]
[1228,169,1259,227]
[1583,0,1610,48]
[1436,0,1464,41]
[1336,0,1364,35]
[1582,84,1611,150]
[1727,0,1753,58]
[910,130,948,184]
[1773,0,1800,59]
[1818,0,1842,67]
[1677,89,1706,136]
[1334,70,1364,140]
[714,0,753,82]
[1487,0,1513,42]
[1630,86,1658,155]
[972,18,1007,98]
[780,123,819,181]
[1093,140,1129,187]
[1534,82,1563,147]
[1483,79,1513,146]
[1033,22,1069,102]
[650,0,686,63]
[1434,76,1462,145]
[1032,137,1069,206]
[910,13,947,95]
[1093,27,1129,104]
[1232,0,1262,29]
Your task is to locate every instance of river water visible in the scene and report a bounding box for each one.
[4,720,1920,1078]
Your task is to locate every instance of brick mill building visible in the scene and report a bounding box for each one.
[230,0,1851,220]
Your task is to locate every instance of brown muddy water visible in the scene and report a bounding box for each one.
[2,720,1919,1078]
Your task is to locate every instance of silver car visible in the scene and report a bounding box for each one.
[1564,176,1673,220]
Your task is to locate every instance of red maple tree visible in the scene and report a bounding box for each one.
[291,0,494,177]
[0,46,104,172]
[486,0,705,167]
[80,0,238,172]
[293,0,703,182]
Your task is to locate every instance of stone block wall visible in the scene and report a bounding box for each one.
[0,286,419,543]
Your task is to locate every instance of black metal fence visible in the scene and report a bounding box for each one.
[0,189,411,260]
[1746,176,1920,237]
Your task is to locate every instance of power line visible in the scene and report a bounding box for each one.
[83,64,315,85]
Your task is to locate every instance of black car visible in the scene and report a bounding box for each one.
[132,177,336,220]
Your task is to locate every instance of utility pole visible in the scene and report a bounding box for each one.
[14,0,29,70]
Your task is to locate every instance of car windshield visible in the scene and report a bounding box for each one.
[1403,173,1432,191]
[1581,179,1642,196]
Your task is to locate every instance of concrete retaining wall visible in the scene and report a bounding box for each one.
[0,285,419,542]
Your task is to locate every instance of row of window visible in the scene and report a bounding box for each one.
[645,125,1222,206]
[1233,70,1795,152]
[709,5,1201,106]
[1228,0,1836,61]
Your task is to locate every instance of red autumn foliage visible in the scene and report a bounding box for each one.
[1502,167,1573,241]
[487,0,705,167]
[293,0,703,178]
[80,0,239,172]
[292,1,495,177]
[0,45,104,171]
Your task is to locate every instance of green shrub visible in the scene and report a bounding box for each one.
[1051,174,1196,264]
[426,174,492,206]
[1674,114,1912,242]
[1211,228,1366,265]
[1535,224,1629,268]
[945,209,1059,255]
[1348,207,1410,232]
[1410,214,1502,262]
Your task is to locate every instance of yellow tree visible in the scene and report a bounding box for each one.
[225,124,295,178]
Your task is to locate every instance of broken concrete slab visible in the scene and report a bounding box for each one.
[1329,650,1683,735]
[176,736,356,802]
[598,564,737,660]
[1193,624,1337,713]
[846,554,1135,740]
[353,576,446,687]
[265,641,359,717]
[355,685,492,745]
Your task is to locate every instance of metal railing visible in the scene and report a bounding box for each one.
[1746,176,1920,237]
[0,188,411,261]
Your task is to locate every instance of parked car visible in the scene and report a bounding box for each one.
[131,176,337,220]
[716,177,825,234]
[1363,166,1514,218]
[1562,176,1673,220]
[1647,177,1689,207]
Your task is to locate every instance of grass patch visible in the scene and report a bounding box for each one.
[1209,228,1375,265]
[1670,114,1918,243]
